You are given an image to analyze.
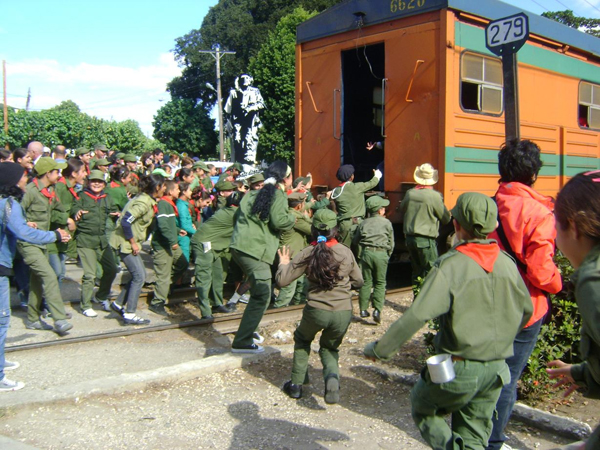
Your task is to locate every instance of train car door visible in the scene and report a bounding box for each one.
[341,43,385,185]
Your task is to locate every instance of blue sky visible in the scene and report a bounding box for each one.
[1,0,599,139]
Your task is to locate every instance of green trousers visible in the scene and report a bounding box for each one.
[291,305,352,385]
[231,249,272,348]
[358,249,389,312]
[338,217,362,248]
[19,245,67,323]
[151,246,189,307]
[274,275,306,308]
[406,235,438,285]
[410,359,510,450]
[193,247,225,318]
[77,246,118,310]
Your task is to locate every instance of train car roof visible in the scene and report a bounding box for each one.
[297,0,600,58]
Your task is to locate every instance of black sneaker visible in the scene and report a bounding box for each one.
[359,310,370,318]
[212,305,231,314]
[25,320,53,331]
[231,343,264,354]
[149,304,169,317]
[225,302,237,312]
[110,301,124,316]
[324,374,340,404]
[283,380,302,399]
[122,315,150,325]
[373,309,381,324]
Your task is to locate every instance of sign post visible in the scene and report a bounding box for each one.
[485,13,529,142]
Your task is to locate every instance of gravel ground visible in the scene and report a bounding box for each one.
[0,291,588,449]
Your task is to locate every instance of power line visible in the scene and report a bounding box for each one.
[581,0,600,15]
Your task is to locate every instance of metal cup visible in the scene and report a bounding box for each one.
[426,353,455,384]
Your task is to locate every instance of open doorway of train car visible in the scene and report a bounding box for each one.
[341,43,385,184]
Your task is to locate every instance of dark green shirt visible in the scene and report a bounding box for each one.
[192,206,237,252]
[401,187,451,238]
[355,214,395,257]
[331,175,380,221]
[72,189,118,249]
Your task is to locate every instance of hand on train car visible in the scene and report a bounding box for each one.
[374,169,383,180]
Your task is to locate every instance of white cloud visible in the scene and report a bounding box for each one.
[2,53,180,136]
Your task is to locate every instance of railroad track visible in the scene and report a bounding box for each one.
[6,286,413,353]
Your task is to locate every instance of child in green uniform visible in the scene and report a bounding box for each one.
[547,171,600,450]
[149,180,189,316]
[277,209,363,404]
[355,196,394,323]
[272,192,312,309]
[72,170,120,317]
[365,192,533,449]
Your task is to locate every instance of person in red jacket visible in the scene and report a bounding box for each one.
[486,139,563,450]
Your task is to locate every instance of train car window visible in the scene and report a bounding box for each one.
[460,53,503,115]
[578,81,600,129]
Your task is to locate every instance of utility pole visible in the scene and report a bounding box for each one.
[199,44,235,161]
[25,87,31,111]
[2,60,8,150]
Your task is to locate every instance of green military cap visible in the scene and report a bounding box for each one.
[152,168,169,178]
[450,192,497,239]
[94,158,110,166]
[94,144,109,152]
[247,172,264,185]
[228,162,244,172]
[75,147,91,156]
[312,209,337,231]
[88,170,107,182]
[34,157,67,176]
[123,154,137,163]
[215,180,236,191]
[193,161,209,172]
[366,195,390,214]
[293,176,310,189]
[288,192,307,203]
[115,152,126,160]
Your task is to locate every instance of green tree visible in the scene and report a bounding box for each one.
[152,98,218,158]
[248,7,317,162]
[542,10,600,37]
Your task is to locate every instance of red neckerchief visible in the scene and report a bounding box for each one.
[110,181,123,189]
[83,189,107,202]
[455,242,500,273]
[57,177,80,200]
[153,204,158,214]
[160,196,179,216]
[131,173,140,180]
[310,238,339,248]
[415,185,433,190]
[33,178,56,203]
[85,165,90,175]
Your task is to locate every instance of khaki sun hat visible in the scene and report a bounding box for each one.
[414,163,438,185]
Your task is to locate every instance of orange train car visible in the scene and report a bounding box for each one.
[295,0,600,223]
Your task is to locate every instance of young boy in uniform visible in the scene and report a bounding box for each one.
[364,192,533,449]
[149,180,189,316]
[272,192,312,308]
[354,196,394,323]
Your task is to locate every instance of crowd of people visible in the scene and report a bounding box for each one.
[0,138,598,449]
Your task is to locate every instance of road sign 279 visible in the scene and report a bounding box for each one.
[485,13,529,56]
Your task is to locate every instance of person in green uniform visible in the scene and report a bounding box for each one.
[191,191,243,318]
[214,180,236,211]
[247,172,264,191]
[354,196,394,323]
[72,170,120,317]
[365,192,533,449]
[49,159,86,288]
[189,161,209,192]
[110,174,166,325]
[272,192,312,308]
[149,180,189,316]
[546,171,600,450]
[277,209,363,403]
[19,157,73,335]
[75,147,92,175]
[91,158,110,173]
[293,174,330,212]
[330,164,381,248]
[230,161,295,353]
[217,162,242,184]
[400,163,452,285]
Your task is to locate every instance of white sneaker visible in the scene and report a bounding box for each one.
[0,377,25,392]
[252,332,265,344]
[101,300,111,312]
[239,293,250,304]
[3,360,19,371]
[82,308,98,317]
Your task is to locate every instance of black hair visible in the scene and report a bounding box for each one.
[12,148,28,162]
[110,166,130,183]
[302,226,341,291]
[0,185,24,200]
[62,158,85,179]
[176,167,194,182]
[178,182,191,195]
[138,173,165,196]
[555,171,600,242]
[251,160,289,220]
[0,149,12,161]
[191,186,211,201]
[153,148,164,156]
[498,139,543,186]
[226,191,244,207]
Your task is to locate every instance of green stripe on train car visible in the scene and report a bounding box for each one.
[563,155,600,177]
[445,147,559,176]
[455,23,600,84]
